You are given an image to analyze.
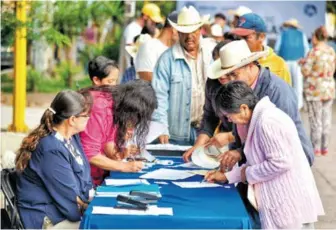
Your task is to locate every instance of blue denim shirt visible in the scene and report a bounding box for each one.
[151,42,212,142]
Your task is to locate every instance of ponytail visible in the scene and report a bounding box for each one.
[15,109,54,172]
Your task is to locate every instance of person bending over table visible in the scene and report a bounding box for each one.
[16,90,93,229]
[79,80,158,186]
[205,81,324,229]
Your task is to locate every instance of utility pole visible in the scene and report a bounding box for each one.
[9,0,28,132]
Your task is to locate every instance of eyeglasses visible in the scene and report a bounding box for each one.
[75,114,90,118]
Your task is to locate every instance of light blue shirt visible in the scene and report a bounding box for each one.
[151,42,212,142]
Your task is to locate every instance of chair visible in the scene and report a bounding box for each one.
[1,168,24,229]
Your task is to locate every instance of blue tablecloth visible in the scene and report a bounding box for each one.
[80,157,251,229]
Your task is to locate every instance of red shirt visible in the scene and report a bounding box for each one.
[80,91,117,186]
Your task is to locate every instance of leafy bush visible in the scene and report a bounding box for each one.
[27,68,43,92]
[54,61,82,88]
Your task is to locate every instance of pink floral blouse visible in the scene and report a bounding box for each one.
[301,44,336,101]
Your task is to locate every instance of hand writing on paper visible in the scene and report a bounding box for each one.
[122,161,143,172]
[204,170,227,183]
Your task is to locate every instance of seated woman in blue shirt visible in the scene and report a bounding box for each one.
[15,90,93,229]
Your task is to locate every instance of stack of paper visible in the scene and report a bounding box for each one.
[146,144,192,152]
[140,168,194,180]
[105,179,150,186]
[172,181,223,188]
[96,184,161,197]
[92,205,173,216]
[170,162,201,169]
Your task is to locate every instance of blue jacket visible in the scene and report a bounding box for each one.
[151,42,212,142]
[275,27,309,61]
[16,133,92,229]
[203,67,314,166]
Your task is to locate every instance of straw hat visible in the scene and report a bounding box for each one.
[228,6,252,17]
[125,34,152,58]
[283,18,301,28]
[168,6,210,34]
[191,147,220,169]
[211,24,223,37]
[208,40,268,79]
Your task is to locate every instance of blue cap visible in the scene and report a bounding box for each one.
[231,13,267,36]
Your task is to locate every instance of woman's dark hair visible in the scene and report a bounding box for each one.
[79,79,158,151]
[314,26,328,41]
[15,90,92,172]
[88,56,118,81]
[214,81,259,114]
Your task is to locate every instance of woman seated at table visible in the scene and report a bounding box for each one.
[15,90,93,229]
[205,81,324,229]
[79,80,157,186]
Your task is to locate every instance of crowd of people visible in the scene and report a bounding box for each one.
[14,3,335,229]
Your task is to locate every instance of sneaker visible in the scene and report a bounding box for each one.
[314,150,321,156]
[321,149,328,156]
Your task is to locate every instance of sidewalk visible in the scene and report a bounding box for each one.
[1,104,336,228]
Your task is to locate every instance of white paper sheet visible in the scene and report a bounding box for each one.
[187,170,209,176]
[92,205,173,216]
[171,162,201,168]
[146,121,168,144]
[172,182,223,188]
[146,144,192,152]
[140,168,194,180]
[138,149,156,162]
[105,179,150,186]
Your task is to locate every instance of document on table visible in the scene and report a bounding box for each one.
[171,162,201,168]
[146,143,192,152]
[172,182,224,188]
[92,205,173,216]
[105,179,150,186]
[187,170,209,176]
[140,168,194,180]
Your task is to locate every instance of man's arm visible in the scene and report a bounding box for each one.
[151,53,171,136]
[138,72,153,81]
[269,83,314,166]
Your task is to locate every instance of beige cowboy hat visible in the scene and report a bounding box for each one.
[283,18,301,28]
[228,6,252,17]
[125,34,152,58]
[168,6,210,34]
[208,40,268,79]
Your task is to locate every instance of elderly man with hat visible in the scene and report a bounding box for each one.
[231,13,292,86]
[275,18,310,110]
[183,40,314,228]
[183,40,314,167]
[151,6,212,145]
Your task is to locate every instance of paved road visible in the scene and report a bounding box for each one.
[1,103,336,228]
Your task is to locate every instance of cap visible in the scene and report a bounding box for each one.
[231,13,267,36]
[142,3,164,23]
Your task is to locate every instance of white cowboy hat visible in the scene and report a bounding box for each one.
[211,23,223,37]
[283,18,301,28]
[168,6,210,33]
[125,34,152,58]
[191,146,220,169]
[208,40,268,79]
[228,6,252,17]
